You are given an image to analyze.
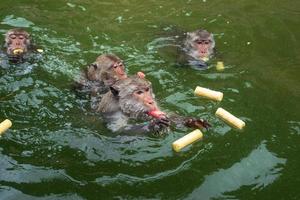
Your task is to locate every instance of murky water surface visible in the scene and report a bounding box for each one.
[0,0,299,199]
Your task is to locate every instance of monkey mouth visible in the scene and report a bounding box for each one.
[13,48,24,55]
[198,51,209,58]
[147,110,166,119]
[8,48,26,56]
[120,74,127,79]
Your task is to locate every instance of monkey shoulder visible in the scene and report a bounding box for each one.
[74,71,107,95]
[96,91,120,113]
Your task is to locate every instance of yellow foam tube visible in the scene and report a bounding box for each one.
[0,119,12,135]
[215,108,245,130]
[194,86,223,101]
[216,61,224,71]
[172,129,203,152]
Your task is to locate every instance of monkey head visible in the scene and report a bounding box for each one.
[110,76,162,120]
[184,29,215,60]
[86,54,127,86]
[4,28,31,57]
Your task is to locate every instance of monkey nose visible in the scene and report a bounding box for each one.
[147,101,157,109]
[147,100,154,105]
[200,49,207,54]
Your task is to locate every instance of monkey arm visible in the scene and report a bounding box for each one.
[167,114,211,130]
[120,119,170,136]
[104,112,170,135]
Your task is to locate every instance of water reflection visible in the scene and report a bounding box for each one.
[186,142,286,200]
[0,148,85,199]
[0,186,84,200]
[288,121,300,135]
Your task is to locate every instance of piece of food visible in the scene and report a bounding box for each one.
[216,61,224,71]
[201,57,209,62]
[36,49,44,53]
[215,108,245,130]
[13,48,24,55]
[148,110,166,119]
[194,86,223,101]
[172,129,203,152]
[0,119,12,135]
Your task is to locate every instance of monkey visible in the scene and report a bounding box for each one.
[96,75,210,136]
[73,54,128,108]
[3,28,33,63]
[74,54,146,110]
[96,75,170,134]
[183,29,215,69]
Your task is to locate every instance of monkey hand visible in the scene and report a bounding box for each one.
[148,117,170,136]
[184,118,211,130]
[137,71,145,79]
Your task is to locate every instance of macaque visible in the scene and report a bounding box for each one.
[4,28,33,62]
[74,54,145,109]
[74,54,128,98]
[183,29,215,68]
[96,75,210,136]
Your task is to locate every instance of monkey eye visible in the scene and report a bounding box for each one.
[9,34,17,39]
[136,90,144,95]
[145,87,150,92]
[112,62,124,69]
[196,40,210,45]
[112,63,119,69]
[18,35,25,39]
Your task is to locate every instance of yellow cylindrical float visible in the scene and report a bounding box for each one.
[0,119,12,135]
[216,61,225,71]
[215,108,245,130]
[172,129,203,152]
[194,86,223,101]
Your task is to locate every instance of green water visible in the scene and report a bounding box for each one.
[0,0,299,199]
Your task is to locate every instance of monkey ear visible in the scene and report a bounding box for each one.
[91,63,98,69]
[110,86,119,97]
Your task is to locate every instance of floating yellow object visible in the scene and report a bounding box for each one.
[37,49,44,53]
[194,86,223,101]
[215,108,245,130]
[172,129,203,152]
[201,57,209,62]
[0,119,12,135]
[216,61,224,71]
[13,48,24,55]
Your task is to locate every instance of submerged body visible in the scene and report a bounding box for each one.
[96,76,210,135]
[96,76,169,135]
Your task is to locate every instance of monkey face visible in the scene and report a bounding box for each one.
[185,29,215,60]
[132,86,158,111]
[5,29,30,56]
[112,77,160,120]
[120,86,159,119]
[111,61,127,80]
[101,61,127,87]
[194,39,213,58]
